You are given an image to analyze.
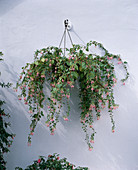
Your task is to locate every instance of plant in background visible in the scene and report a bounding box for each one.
[0,52,15,169]
[15,41,129,150]
[15,153,88,170]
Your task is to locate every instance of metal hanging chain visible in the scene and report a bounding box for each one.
[59,19,73,56]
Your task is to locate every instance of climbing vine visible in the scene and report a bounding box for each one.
[15,41,129,150]
[0,52,15,169]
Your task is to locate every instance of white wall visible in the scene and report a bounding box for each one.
[0,0,138,169]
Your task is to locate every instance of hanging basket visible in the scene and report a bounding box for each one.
[15,20,129,150]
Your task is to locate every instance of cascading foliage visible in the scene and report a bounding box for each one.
[15,41,129,150]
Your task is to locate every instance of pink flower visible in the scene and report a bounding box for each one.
[27,75,29,78]
[20,75,22,79]
[50,118,54,122]
[50,132,54,135]
[104,83,108,87]
[67,81,70,85]
[113,78,117,83]
[97,109,101,112]
[30,132,34,136]
[118,61,122,64]
[14,89,17,92]
[89,147,92,151]
[24,101,28,105]
[90,140,94,143]
[20,86,23,90]
[112,129,115,133]
[102,105,106,109]
[85,114,89,118]
[69,56,72,60]
[29,110,33,113]
[37,159,41,163]
[66,94,70,99]
[109,56,113,60]
[91,88,94,91]
[45,58,48,62]
[18,97,22,100]
[107,74,110,78]
[106,92,109,96]
[98,100,102,103]
[62,79,64,82]
[57,157,60,160]
[41,74,45,78]
[123,82,125,85]
[24,97,26,100]
[71,85,74,88]
[48,106,50,109]
[89,125,93,128]
[91,80,94,84]
[64,117,69,121]
[46,124,49,127]
[49,63,52,67]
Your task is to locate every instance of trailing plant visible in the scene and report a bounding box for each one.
[15,153,88,170]
[0,52,15,169]
[15,41,129,150]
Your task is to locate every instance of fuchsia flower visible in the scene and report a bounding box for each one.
[20,86,23,90]
[102,105,106,109]
[89,125,93,128]
[66,94,70,99]
[24,97,26,100]
[118,61,122,64]
[123,82,125,85]
[112,129,115,133]
[90,140,94,143]
[62,79,64,82]
[28,110,33,114]
[91,80,94,84]
[24,101,28,105]
[18,97,22,100]
[89,147,92,151]
[113,78,117,83]
[41,74,45,78]
[64,117,69,121]
[98,99,102,103]
[107,74,110,78]
[20,75,22,79]
[85,114,89,118]
[50,132,54,135]
[71,85,74,88]
[91,87,94,91]
[30,132,34,136]
[37,159,41,163]
[27,75,29,78]
[49,63,52,67]
[69,56,72,60]
[104,83,108,87]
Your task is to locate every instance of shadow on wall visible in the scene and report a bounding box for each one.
[0,0,25,16]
